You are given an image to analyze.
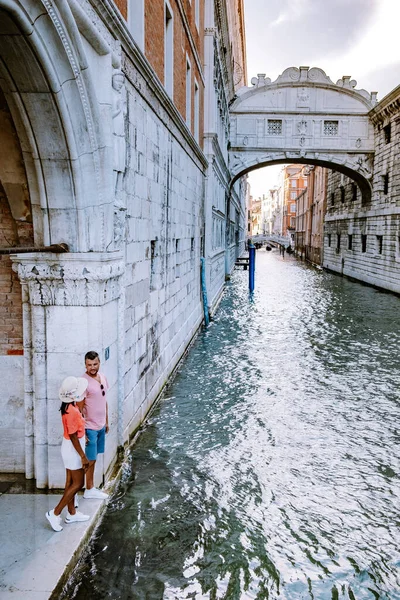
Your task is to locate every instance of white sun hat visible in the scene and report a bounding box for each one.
[59,376,88,403]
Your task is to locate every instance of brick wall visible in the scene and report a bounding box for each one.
[0,184,23,355]
[144,0,204,144]
[114,0,127,20]
[144,0,164,84]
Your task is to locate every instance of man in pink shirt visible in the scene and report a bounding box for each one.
[78,351,109,500]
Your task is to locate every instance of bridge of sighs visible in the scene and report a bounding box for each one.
[228,66,377,203]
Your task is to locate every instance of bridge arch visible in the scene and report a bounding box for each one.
[229,67,376,203]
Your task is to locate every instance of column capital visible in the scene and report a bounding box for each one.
[11,252,125,306]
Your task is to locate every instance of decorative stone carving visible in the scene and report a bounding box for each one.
[112,70,128,194]
[241,66,376,106]
[112,70,128,247]
[213,39,230,139]
[230,153,246,171]
[250,73,272,88]
[297,88,310,108]
[113,196,127,248]
[12,254,124,306]
[353,156,372,179]
[297,119,308,135]
[336,76,357,89]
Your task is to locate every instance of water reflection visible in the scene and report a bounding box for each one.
[64,251,400,600]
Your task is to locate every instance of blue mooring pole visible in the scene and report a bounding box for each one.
[248,243,255,293]
[200,257,210,327]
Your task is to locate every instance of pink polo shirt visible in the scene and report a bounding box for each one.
[81,372,109,431]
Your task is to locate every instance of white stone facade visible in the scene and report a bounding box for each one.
[0,0,247,487]
[203,0,247,309]
[323,86,400,294]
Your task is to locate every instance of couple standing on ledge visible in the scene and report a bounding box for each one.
[46,351,109,532]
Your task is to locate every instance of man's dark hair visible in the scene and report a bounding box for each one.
[85,350,99,361]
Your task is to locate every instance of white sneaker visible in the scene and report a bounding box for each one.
[46,509,63,532]
[83,487,109,500]
[65,511,90,523]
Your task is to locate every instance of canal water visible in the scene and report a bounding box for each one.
[64,250,400,600]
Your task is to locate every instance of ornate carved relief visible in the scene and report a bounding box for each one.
[297,119,308,135]
[297,88,310,108]
[112,69,128,248]
[12,255,124,306]
[250,74,272,88]
[352,156,373,179]
[213,37,230,139]
[243,67,376,106]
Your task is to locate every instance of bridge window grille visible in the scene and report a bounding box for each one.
[323,120,339,136]
[348,234,353,250]
[376,235,383,254]
[336,234,341,253]
[361,234,367,253]
[340,186,345,203]
[384,123,391,144]
[330,192,335,206]
[267,120,282,135]
[327,234,331,247]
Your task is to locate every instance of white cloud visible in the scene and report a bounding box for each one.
[270,0,311,27]
[317,0,400,95]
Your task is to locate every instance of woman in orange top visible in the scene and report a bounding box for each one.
[46,376,91,532]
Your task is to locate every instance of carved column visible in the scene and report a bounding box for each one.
[12,252,125,489]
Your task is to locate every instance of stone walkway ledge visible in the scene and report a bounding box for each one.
[0,484,107,600]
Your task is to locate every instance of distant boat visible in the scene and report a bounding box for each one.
[266,245,272,251]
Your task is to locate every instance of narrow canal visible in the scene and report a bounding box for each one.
[64,250,400,600]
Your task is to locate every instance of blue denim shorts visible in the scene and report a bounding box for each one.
[85,426,106,461]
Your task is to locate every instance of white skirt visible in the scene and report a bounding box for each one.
[61,436,85,470]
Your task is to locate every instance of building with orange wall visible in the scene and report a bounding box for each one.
[295,167,328,265]
[114,0,205,143]
[282,165,308,240]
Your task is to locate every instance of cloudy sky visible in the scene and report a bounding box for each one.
[244,0,400,196]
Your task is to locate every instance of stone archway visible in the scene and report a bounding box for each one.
[229,67,376,203]
[0,1,114,252]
